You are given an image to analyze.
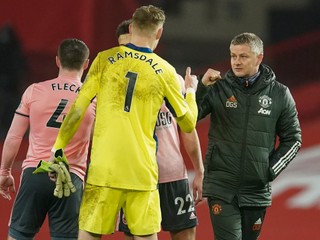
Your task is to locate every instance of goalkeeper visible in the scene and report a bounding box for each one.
[0,39,95,240]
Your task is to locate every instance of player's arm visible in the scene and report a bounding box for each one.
[180,129,204,205]
[176,67,198,133]
[52,94,91,151]
[0,114,29,200]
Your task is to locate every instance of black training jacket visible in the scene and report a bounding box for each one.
[196,64,302,207]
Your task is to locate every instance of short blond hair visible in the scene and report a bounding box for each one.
[132,5,165,32]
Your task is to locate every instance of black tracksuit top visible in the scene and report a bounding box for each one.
[196,64,302,207]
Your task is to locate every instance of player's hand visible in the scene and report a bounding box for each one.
[33,149,76,198]
[48,162,76,198]
[47,149,69,182]
[192,170,203,206]
[184,67,198,91]
[48,150,57,181]
[52,149,76,197]
[0,169,15,200]
[202,68,221,87]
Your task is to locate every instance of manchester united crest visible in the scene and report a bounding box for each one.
[259,95,272,108]
[211,204,222,215]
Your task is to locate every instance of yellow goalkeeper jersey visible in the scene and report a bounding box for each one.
[80,44,189,190]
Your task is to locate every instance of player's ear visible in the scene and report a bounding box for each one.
[56,56,61,68]
[156,27,163,40]
[83,59,90,70]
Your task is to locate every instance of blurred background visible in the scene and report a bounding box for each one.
[0,0,319,239]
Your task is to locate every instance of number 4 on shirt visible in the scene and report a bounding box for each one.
[47,99,68,128]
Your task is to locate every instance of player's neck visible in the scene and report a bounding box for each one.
[58,69,83,81]
[130,37,155,50]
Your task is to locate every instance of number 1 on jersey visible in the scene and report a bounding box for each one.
[124,71,137,112]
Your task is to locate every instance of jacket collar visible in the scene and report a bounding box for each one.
[225,64,276,93]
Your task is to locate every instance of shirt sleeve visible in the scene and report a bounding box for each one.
[79,53,101,102]
[16,84,35,116]
[269,87,302,180]
[164,72,197,133]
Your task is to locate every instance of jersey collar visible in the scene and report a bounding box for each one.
[125,43,153,53]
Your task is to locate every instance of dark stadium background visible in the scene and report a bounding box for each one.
[1,1,320,239]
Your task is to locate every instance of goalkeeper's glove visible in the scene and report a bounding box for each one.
[53,149,76,196]
[33,149,76,198]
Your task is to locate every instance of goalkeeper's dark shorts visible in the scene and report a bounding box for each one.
[9,167,83,240]
[118,178,198,234]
